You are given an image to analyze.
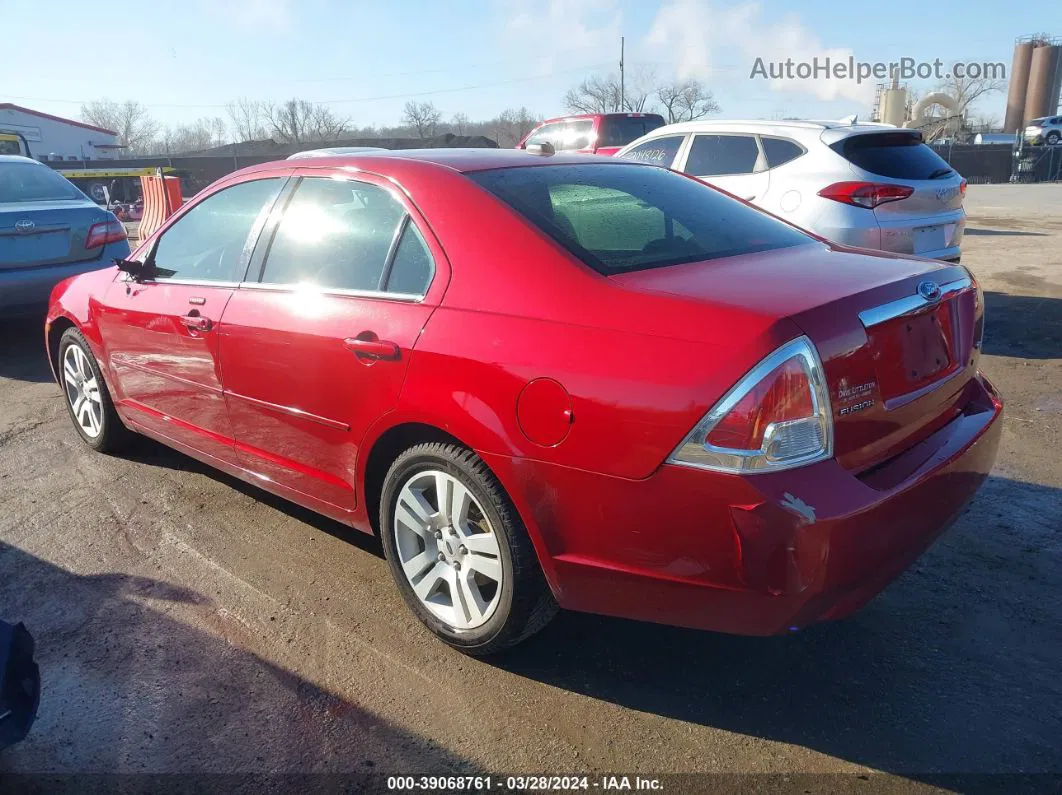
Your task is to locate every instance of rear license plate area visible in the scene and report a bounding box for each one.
[869,310,954,400]
[913,224,945,253]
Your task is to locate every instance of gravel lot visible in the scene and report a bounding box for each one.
[1,185,1060,789]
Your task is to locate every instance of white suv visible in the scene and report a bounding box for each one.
[617,119,967,262]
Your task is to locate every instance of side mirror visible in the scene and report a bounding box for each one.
[115,258,152,281]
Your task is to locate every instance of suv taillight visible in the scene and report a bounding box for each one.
[669,337,833,474]
[85,219,127,249]
[818,181,914,209]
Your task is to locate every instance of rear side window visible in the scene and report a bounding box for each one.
[261,177,407,292]
[469,163,810,275]
[151,178,282,282]
[831,133,954,180]
[385,221,434,295]
[599,116,666,147]
[621,135,684,167]
[526,120,594,151]
[761,137,804,168]
[0,162,82,203]
[684,134,760,176]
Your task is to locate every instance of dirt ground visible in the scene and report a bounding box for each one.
[0,185,1059,790]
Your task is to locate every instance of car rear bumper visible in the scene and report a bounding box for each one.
[485,372,1002,636]
[811,207,965,261]
[0,241,128,312]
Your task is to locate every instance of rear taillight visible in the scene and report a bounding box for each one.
[85,219,127,249]
[960,179,968,196]
[817,181,914,209]
[669,337,833,474]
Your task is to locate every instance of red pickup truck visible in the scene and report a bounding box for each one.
[516,112,665,156]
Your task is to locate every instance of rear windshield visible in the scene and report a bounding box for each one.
[831,133,954,180]
[0,162,83,203]
[469,163,811,275]
[599,116,666,148]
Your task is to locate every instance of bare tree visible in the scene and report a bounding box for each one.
[226,98,267,142]
[80,99,158,153]
[491,107,539,148]
[936,73,1006,118]
[656,79,720,123]
[403,100,442,139]
[264,99,349,143]
[564,74,623,114]
[564,68,658,115]
[450,112,470,136]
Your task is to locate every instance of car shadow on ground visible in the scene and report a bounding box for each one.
[493,474,1062,778]
[964,227,1047,237]
[0,315,54,384]
[0,541,475,784]
[982,291,1062,360]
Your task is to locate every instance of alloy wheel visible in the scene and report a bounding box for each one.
[393,470,503,631]
[62,344,103,439]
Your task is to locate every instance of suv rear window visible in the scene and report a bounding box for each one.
[469,163,810,275]
[599,115,665,147]
[831,132,954,180]
[0,162,83,203]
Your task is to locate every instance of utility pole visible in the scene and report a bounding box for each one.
[619,36,625,112]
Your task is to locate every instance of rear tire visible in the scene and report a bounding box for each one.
[1047,130,1060,146]
[58,327,132,454]
[380,442,557,655]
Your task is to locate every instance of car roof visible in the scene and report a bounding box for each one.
[538,112,665,124]
[621,118,905,147]
[0,155,41,164]
[249,147,630,175]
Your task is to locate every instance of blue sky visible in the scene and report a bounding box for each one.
[2,0,1054,130]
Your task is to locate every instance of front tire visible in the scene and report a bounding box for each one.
[380,442,556,655]
[58,327,131,454]
[1047,131,1060,146]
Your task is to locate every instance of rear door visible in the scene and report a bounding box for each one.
[0,161,111,270]
[97,175,287,464]
[678,133,769,202]
[218,170,447,514]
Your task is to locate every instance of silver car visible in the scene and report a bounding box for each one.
[1024,116,1062,146]
[618,119,966,262]
[0,156,130,312]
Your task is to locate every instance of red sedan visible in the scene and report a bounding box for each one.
[45,150,1002,655]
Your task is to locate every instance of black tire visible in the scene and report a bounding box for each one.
[57,327,132,454]
[379,442,557,655]
[1047,131,1060,146]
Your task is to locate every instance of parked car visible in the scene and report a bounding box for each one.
[618,120,968,262]
[287,146,387,159]
[46,149,1001,655]
[1,155,129,312]
[1023,116,1062,146]
[517,112,665,156]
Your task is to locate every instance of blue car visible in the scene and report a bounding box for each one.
[1,155,130,312]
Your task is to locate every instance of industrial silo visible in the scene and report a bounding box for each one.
[1005,39,1035,132]
[1024,42,1062,123]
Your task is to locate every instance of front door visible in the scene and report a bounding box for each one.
[98,176,286,463]
[218,172,444,514]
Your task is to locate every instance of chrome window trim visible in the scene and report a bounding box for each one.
[858,276,973,329]
[128,275,242,289]
[236,280,425,304]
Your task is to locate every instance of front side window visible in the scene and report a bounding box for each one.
[684,134,760,176]
[150,178,282,282]
[0,162,83,203]
[261,176,431,295]
[526,120,594,151]
[621,135,684,167]
[470,163,811,275]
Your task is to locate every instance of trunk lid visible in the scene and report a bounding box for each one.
[611,244,982,472]
[0,200,110,270]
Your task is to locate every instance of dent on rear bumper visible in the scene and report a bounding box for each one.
[484,374,1003,636]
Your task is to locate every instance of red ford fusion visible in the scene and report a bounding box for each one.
[45,149,1002,655]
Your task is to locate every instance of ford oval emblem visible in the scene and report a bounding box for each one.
[918,280,942,302]
[14,219,35,234]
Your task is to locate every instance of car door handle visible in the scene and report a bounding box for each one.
[179,314,213,332]
[343,335,400,361]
